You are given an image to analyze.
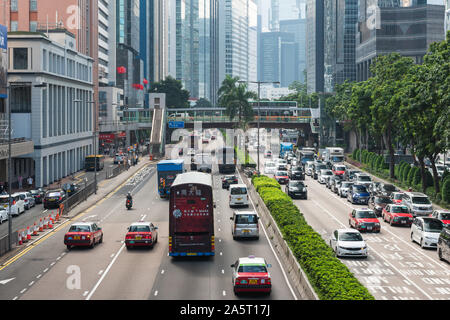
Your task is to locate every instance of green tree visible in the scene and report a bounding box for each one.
[195,98,213,109]
[148,76,190,109]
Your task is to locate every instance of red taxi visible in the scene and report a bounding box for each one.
[64,222,103,250]
[349,208,381,233]
[231,256,272,295]
[125,222,159,249]
[332,164,347,177]
[274,170,289,185]
[430,210,450,225]
[382,204,414,226]
[390,192,404,204]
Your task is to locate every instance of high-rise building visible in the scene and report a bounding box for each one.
[260,31,295,85]
[116,0,144,108]
[445,0,450,33]
[280,18,307,82]
[270,0,280,31]
[356,0,445,81]
[306,0,324,93]
[220,0,258,85]
[323,0,358,93]
[175,0,219,102]
[98,0,116,87]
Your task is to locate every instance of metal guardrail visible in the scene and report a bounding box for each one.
[166,115,311,123]
[60,181,97,216]
[106,164,127,180]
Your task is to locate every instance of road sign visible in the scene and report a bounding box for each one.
[169,121,185,129]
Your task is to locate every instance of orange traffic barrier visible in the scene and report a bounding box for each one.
[32,223,38,236]
[39,218,43,232]
[21,229,27,243]
[48,215,53,229]
[26,227,32,241]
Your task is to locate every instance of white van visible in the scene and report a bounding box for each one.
[229,185,249,208]
[0,194,25,216]
[230,210,259,240]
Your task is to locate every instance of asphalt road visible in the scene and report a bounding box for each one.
[253,130,450,300]
[0,135,297,300]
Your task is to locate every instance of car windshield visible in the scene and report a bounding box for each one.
[341,182,353,188]
[47,192,60,197]
[129,225,151,232]
[235,214,258,224]
[292,166,303,171]
[231,187,247,195]
[265,162,275,167]
[391,206,409,213]
[383,185,396,191]
[323,171,333,175]
[276,171,288,176]
[339,232,363,241]
[225,176,237,181]
[69,225,91,232]
[393,194,403,200]
[332,156,344,162]
[238,265,267,273]
[63,184,72,189]
[355,211,376,219]
[423,220,443,233]
[289,182,305,188]
[354,185,368,192]
[439,212,450,220]
[358,176,371,181]
[336,166,346,171]
[316,165,327,170]
[412,197,431,205]
[375,197,392,204]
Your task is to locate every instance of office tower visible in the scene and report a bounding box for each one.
[324,0,358,93]
[306,0,324,93]
[280,18,307,83]
[356,0,445,81]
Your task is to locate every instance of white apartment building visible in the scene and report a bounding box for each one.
[98,0,116,86]
[8,30,94,188]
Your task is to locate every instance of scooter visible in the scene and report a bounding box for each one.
[126,198,132,210]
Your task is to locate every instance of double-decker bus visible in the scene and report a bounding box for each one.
[218,147,237,174]
[169,172,215,257]
[85,155,105,171]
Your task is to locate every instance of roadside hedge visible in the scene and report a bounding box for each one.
[251,175,375,300]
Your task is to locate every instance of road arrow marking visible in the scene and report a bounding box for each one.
[0,278,15,285]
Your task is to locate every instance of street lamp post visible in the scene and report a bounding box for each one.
[239,80,280,174]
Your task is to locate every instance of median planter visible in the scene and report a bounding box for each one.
[250,175,375,300]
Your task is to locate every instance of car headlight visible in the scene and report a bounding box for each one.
[375,223,380,227]
[303,188,307,192]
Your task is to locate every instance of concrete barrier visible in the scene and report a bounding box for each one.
[242,174,319,300]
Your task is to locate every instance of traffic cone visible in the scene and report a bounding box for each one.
[43,217,48,229]
[26,227,32,240]
[55,210,60,222]
[48,215,53,229]
[32,223,38,236]
[18,230,22,245]
[39,218,43,232]
[21,229,27,243]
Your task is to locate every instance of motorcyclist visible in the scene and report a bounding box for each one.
[126,192,133,207]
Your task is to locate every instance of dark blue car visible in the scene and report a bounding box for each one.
[347,185,370,205]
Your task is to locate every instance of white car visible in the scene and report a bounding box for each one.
[410,217,444,249]
[318,169,333,184]
[0,194,25,216]
[330,229,368,258]
[305,161,315,176]
[0,208,8,224]
[354,173,372,188]
[338,182,354,198]
[264,161,277,175]
[229,185,249,208]
[274,158,287,166]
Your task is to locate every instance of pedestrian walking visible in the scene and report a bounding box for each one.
[18,176,23,189]
[127,158,131,170]
[27,176,33,189]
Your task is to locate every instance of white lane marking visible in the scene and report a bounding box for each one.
[86,244,125,300]
[43,268,48,273]
[20,288,26,294]
[12,296,18,300]
[221,269,225,274]
[110,253,115,258]
[36,274,41,279]
[315,183,450,271]
[237,170,298,300]
[83,291,89,297]
[98,270,104,275]
[222,290,226,296]
[140,214,147,222]
[28,281,34,286]
[161,270,165,275]
[154,290,158,296]
[311,198,434,300]
[50,262,55,267]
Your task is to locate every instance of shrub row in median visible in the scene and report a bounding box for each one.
[251,175,375,300]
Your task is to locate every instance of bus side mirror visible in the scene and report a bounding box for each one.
[230,264,235,268]
[230,217,233,220]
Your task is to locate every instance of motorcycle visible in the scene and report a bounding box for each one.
[126,198,132,210]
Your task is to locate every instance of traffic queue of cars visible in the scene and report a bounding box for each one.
[307,157,450,263]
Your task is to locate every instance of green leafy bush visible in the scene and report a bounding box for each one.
[251,176,375,300]
[352,149,358,159]
[442,179,450,203]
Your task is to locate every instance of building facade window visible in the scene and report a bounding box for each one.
[30,0,37,12]
[11,0,18,11]
[13,48,28,70]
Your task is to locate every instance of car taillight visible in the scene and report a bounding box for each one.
[12,200,16,205]
[145,234,152,239]
[125,234,133,240]
[267,278,271,285]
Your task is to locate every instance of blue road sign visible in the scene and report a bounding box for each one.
[168,121,185,129]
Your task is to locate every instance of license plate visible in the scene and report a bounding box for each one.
[237,198,242,201]
[135,236,142,240]
[367,227,372,230]
[401,220,406,224]
[3,205,7,208]
[74,236,80,240]
[249,279,258,285]
[243,230,250,233]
